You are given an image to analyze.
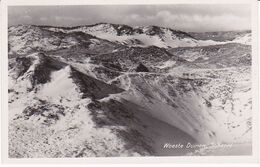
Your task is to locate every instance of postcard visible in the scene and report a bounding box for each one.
[0,0,259,164]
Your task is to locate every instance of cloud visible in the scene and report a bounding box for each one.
[39,17,47,21]
[146,9,250,32]
[8,5,251,32]
[21,15,32,20]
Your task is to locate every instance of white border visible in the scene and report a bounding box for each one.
[1,0,259,164]
[4,0,259,5]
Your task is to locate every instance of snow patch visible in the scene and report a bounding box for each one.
[156,60,176,69]
[38,66,81,102]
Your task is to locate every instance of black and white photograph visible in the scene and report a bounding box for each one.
[1,0,259,163]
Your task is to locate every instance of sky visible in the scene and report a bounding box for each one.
[8,5,251,32]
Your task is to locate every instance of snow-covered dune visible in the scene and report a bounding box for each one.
[42,23,251,48]
[8,23,252,157]
[109,68,251,144]
[8,53,198,157]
